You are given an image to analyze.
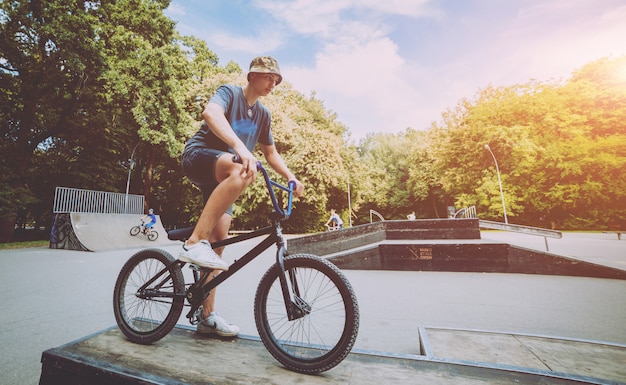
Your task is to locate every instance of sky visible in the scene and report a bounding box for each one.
[164,0,626,142]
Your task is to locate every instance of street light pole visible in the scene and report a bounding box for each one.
[347,173,352,227]
[124,143,139,214]
[484,144,508,224]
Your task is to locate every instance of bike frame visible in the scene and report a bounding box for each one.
[139,161,304,324]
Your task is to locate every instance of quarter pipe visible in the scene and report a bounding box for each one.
[50,213,176,251]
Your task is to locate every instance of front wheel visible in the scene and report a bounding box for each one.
[113,248,185,344]
[129,226,140,236]
[254,254,359,374]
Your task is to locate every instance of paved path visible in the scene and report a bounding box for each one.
[1,231,625,384]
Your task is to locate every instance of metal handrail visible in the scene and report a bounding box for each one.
[53,187,144,214]
[479,220,561,251]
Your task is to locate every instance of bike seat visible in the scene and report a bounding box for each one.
[167,226,194,241]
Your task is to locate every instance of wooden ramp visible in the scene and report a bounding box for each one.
[40,326,625,385]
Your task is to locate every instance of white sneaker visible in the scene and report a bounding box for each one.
[179,240,228,270]
[197,312,240,337]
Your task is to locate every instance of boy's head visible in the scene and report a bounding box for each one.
[248,56,282,85]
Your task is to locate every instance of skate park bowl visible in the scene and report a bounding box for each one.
[288,219,626,280]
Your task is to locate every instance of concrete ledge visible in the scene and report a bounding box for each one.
[39,325,626,385]
[323,241,626,279]
[288,219,480,256]
[418,327,626,385]
[288,220,626,280]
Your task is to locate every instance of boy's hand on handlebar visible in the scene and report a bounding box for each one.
[235,149,258,180]
[290,178,305,197]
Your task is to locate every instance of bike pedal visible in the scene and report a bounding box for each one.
[188,306,204,325]
[188,264,215,272]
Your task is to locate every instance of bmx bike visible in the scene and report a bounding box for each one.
[129,220,158,241]
[325,223,341,231]
[113,158,359,374]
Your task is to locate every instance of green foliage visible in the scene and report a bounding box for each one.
[431,56,626,229]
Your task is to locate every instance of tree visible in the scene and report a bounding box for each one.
[429,56,626,229]
[0,0,194,241]
[0,0,106,241]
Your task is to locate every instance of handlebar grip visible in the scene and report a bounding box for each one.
[232,154,262,169]
[288,180,297,192]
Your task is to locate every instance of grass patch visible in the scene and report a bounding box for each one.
[0,240,49,250]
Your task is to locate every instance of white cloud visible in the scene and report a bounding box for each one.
[261,0,438,139]
[285,37,431,139]
[209,31,285,54]
[164,3,186,17]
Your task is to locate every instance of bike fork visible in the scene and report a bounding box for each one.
[276,244,311,321]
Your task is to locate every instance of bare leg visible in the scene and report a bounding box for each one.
[188,154,251,246]
[201,213,231,319]
[189,153,252,318]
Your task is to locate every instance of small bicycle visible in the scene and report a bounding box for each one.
[129,220,158,241]
[325,223,341,231]
[113,159,359,374]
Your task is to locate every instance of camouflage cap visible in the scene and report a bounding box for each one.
[247,56,282,85]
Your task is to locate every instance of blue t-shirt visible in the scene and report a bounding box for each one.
[185,85,274,153]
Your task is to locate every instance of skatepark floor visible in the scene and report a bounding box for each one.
[1,231,625,384]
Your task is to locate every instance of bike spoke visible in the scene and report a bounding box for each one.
[264,265,347,360]
[119,257,177,333]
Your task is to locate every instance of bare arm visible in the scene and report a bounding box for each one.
[260,143,304,197]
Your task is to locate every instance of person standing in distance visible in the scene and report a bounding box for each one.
[179,56,305,337]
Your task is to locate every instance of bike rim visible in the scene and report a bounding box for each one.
[262,265,349,362]
[119,257,178,334]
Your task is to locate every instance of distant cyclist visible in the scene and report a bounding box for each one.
[325,209,343,230]
[141,209,157,235]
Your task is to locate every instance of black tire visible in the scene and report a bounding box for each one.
[113,248,185,344]
[254,254,359,374]
[147,231,158,241]
[129,226,140,236]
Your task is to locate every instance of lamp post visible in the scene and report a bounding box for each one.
[347,173,352,227]
[484,144,508,224]
[124,143,139,213]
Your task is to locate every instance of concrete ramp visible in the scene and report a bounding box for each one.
[50,213,176,251]
[288,220,626,280]
[39,325,626,384]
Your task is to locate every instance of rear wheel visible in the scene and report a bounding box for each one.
[254,254,359,373]
[113,248,185,344]
[147,231,158,241]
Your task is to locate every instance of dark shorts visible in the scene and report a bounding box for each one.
[181,147,233,216]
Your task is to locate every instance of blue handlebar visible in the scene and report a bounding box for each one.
[232,155,294,219]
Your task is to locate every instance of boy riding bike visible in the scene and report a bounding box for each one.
[140,208,157,235]
[179,56,304,337]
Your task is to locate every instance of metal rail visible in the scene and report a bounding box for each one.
[479,220,561,251]
[53,187,144,214]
